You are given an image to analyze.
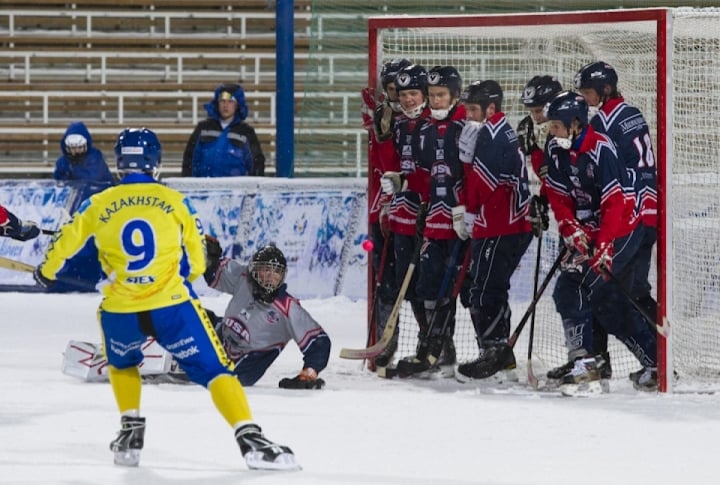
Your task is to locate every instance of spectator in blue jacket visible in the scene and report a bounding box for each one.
[182,83,266,177]
[51,121,111,293]
[54,122,114,184]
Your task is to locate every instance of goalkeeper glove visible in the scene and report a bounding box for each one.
[203,235,224,284]
[278,368,325,390]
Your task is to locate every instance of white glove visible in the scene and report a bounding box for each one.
[452,205,470,240]
[459,121,483,164]
[381,172,405,195]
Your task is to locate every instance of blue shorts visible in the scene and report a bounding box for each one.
[100,299,234,387]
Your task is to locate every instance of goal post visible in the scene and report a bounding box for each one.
[367,7,720,392]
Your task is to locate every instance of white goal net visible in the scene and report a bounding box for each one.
[368,8,720,391]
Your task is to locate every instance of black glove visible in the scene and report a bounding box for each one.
[517,115,537,157]
[1,211,41,242]
[278,368,325,390]
[204,235,223,284]
[33,267,55,289]
[529,195,549,238]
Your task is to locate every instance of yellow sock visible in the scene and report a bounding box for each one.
[108,366,142,414]
[208,374,253,427]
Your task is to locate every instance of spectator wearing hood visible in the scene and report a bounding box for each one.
[182,83,266,177]
[54,121,114,184]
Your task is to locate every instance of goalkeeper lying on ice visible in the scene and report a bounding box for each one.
[62,239,331,390]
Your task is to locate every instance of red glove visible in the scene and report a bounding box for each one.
[590,241,614,279]
[558,219,590,256]
[361,87,377,130]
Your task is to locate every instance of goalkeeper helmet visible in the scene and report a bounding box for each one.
[461,80,503,111]
[573,61,618,98]
[522,75,562,108]
[115,128,162,178]
[381,58,412,91]
[249,244,287,303]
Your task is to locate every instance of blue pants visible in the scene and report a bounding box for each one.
[100,299,234,387]
[393,233,420,301]
[552,227,657,366]
[468,232,533,342]
[371,222,397,305]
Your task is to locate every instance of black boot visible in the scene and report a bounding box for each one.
[110,415,146,466]
[235,423,299,470]
[456,343,516,381]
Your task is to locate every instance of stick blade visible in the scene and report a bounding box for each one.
[0,255,35,273]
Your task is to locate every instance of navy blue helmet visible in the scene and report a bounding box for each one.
[115,128,161,173]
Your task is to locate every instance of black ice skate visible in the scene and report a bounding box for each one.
[235,423,300,471]
[630,367,657,392]
[109,415,146,467]
[394,354,433,377]
[558,356,603,397]
[456,343,517,383]
[596,351,612,380]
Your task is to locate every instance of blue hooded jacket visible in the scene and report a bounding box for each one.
[184,84,258,177]
[54,121,114,184]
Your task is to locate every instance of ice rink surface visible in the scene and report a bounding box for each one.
[1,292,719,485]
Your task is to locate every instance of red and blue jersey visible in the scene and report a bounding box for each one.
[462,112,531,238]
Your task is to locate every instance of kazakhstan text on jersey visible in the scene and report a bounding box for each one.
[40,175,206,312]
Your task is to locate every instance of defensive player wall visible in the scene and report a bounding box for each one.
[0,177,368,299]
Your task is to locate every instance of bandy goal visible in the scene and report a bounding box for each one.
[365,7,720,392]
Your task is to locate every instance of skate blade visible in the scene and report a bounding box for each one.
[245,451,302,471]
[559,380,604,397]
[114,449,141,467]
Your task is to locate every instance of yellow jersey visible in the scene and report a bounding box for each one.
[40,174,206,312]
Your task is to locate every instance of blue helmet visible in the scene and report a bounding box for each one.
[544,91,588,130]
[573,61,618,97]
[114,128,162,173]
[395,64,428,94]
[461,80,503,111]
[522,75,563,107]
[427,65,463,99]
[380,58,412,91]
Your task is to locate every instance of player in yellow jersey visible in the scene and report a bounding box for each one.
[33,128,299,471]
